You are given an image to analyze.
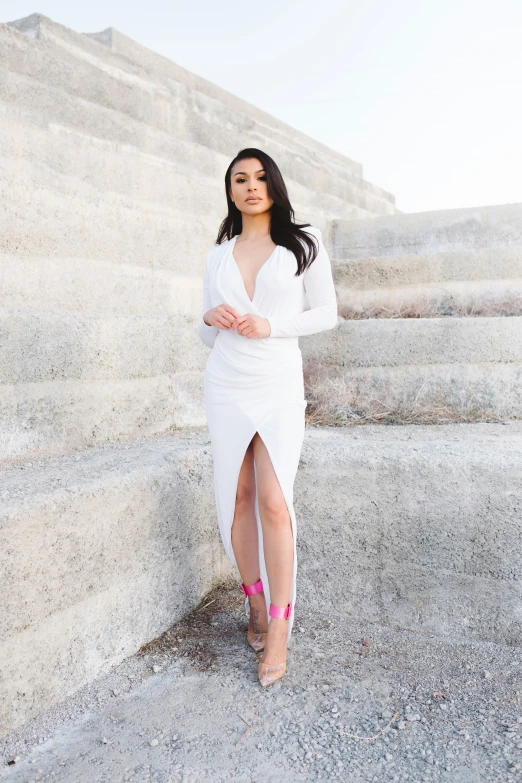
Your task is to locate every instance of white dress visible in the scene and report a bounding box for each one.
[196,225,338,643]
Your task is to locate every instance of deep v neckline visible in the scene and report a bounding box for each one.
[230,234,278,304]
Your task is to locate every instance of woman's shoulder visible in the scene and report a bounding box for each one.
[206,237,233,262]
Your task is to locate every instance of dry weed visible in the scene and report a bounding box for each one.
[338,290,522,320]
[303,368,505,426]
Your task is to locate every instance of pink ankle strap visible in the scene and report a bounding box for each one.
[241,578,264,596]
[269,602,292,620]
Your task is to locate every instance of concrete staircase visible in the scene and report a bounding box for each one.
[302,203,522,424]
[2,12,521,740]
[0,12,395,465]
[0,12,394,735]
[332,203,522,318]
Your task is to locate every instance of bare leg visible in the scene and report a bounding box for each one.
[252,432,293,665]
[231,437,268,635]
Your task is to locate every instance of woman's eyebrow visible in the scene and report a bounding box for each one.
[233,169,266,176]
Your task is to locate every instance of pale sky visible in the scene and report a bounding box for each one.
[3,0,522,213]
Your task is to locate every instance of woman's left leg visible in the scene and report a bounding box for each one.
[251,431,294,666]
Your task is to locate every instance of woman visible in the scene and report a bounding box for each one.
[197,147,338,687]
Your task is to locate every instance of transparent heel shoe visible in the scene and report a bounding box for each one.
[258,601,292,688]
[241,578,267,652]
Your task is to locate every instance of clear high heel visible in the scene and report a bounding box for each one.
[241,578,268,652]
[258,601,292,688]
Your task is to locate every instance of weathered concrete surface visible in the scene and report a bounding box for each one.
[332,204,522,316]
[333,247,522,290]
[307,316,522,367]
[0,307,208,462]
[334,251,522,316]
[1,14,394,233]
[0,430,235,736]
[296,424,522,647]
[331,203,522,259]
[0,11,395,463]
[1,582,521,783]
[302,316,522,420]
[4,308,522,463]
[2,423,521,737]
[318,205,522,423]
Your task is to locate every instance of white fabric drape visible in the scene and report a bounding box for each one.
[197,226,338,643]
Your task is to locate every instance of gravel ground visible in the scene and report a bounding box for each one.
[1,579,521,783]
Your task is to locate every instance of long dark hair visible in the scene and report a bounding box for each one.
[216,147,319,276]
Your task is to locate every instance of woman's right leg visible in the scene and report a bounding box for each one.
[231,437,268,636]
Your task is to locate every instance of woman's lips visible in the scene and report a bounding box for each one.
[246,198,260,202]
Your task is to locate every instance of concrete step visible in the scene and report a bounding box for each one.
[298,424,522,646]
[0,109,221,218]
[331,203,522,260]
[333,246,522,290]
[331,204,522,315]
[1,18,394,218]
[0,307,208,463]
[0,253,202,315]
[0,431,234,734]
[310,315,522,367]
[2,423,521,734]
[1,165,213,272]
[0,73,216,219]
[301,316,522,421]
[0,106,215,314]
[336,276,522,319]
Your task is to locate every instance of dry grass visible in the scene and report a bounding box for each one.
[338,290,522,320]
[137,579,251,673]
[303,371,505,427]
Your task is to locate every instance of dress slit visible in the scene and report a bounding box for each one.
[205,389,302,645]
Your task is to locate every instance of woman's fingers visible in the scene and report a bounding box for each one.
[212,306,263,337]
[221,303,240,320]
[217,314,234,328]
[215,303,240,327]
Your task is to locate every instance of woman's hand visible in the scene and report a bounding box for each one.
[231,313,271,339]
[203,304,240,329]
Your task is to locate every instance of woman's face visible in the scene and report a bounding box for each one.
[229,158,274,215]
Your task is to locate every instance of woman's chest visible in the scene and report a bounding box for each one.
[210,242,305,312]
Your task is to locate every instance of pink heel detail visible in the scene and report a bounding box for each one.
[241,578,264,596]
[269,602,292,619]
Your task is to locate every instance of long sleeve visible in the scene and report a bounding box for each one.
[267,227,338,338]
[196,248,219,349]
